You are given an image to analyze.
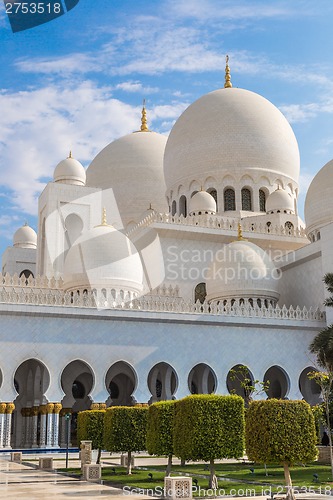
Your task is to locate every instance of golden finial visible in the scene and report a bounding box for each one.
[140,99,149,132]
[68,150,73,158]
[237,222,246,241]
[101,207,107,226]
[224,55,232,89]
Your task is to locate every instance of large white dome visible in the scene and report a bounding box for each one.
[164,88,300,192]
[86,132,168,228]
[206,239,280,304]
[63,223,143,295]
[304,158,333,236]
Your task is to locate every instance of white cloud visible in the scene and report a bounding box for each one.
[0,82,185,216]
[115,81,159,94]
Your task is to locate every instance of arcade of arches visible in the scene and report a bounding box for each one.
[0,360,321,449]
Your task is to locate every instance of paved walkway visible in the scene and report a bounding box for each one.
[0,456,152,499]
[0,454,331,500]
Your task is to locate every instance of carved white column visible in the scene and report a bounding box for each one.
[60,410,67,448]
[46,403,54,448]
[26,409,33,448]
[0,404,6,449]
[51,403,62,448]
[21,408,30,448]
[39,405,47,448]
[31,406,39,448]
[4,403,15,448]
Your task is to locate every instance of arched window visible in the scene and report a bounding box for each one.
[194,282,207,304]
[266,221,272,233]
[224,188,236,211]
[207,188,218,211]
[285,221,294,234]
[259,189,266,212]
[19,269,34,280]
[241,188,252,211]
[179,195,187,217]
[171,200,177,216]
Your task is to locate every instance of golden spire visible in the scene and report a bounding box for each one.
[140,99,149,132]
[224,55,232,89]
[68,150,73,158]
[101,207,108,226]
[237,222,246,241]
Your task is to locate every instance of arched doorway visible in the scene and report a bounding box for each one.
[264,365,290,399]
[188,363,216,394]
[61,360,94,446]
[226,364,254,404]
[299,367,321,405]
[13,359,50,448]
[105,361,137,406]
[148,362,178,403]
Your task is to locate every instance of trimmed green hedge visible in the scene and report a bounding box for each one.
[146,400,175,456]
[173,394,245,462]
[246,399,317,465]
[104,406,148,453]
[77,410,105,451]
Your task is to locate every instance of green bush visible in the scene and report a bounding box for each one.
[104,405,148,474]
[173,394,245,487]
[146,400,175,474]
[77,410,105,463]
[246,399,317,500]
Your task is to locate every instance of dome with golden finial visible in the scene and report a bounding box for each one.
[86,101,168,228]
[164,56,300,207]
[63,208,143,296]
[53,151,86,186]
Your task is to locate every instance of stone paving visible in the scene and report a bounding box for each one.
[0,453,331,500]
[0,454,153,499]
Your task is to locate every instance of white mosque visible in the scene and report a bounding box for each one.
[0,58,331,450]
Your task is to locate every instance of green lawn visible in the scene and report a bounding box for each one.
[60,461,333,497]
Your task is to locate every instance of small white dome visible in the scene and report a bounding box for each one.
[305,158,333,236]
[86,132,168,227]
[206,239,280,303]
[63,223,143,295]
[13,224,37,249]
[266,189,294,214]
[189,191,217,216]
[54,154,86,186]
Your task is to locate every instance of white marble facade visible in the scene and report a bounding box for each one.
[0,61,332,449]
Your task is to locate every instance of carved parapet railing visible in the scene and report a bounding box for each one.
[126,212,307,239]
[0,285,325,322]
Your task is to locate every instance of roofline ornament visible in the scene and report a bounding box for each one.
[224,55,232,89]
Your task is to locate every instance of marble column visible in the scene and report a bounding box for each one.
[31,406,39,448]
[4,403,15,448]
[52,403,62,448]
[20,408,26,448]
[39,405,47,448]
[46,403,54,448]
[0,403,7,449]
[60,408,72,448]
[26,408,33,448]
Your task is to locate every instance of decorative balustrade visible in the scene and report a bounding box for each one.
[0,281,325,322]
[126,212,307,239]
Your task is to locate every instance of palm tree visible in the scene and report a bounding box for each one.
[309,273,333,479]
[310,326,333,372]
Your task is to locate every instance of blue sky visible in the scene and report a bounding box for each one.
[1,0,333,257]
